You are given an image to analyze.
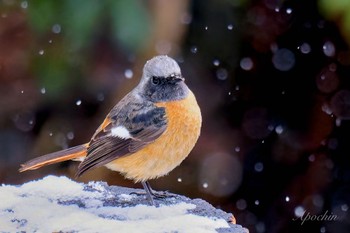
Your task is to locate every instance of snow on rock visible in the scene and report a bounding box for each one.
[0,175,248,233]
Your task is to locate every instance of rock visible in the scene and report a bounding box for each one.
[0,175,249,233]
[99,182,248,233]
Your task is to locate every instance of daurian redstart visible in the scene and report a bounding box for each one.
[19,55,202,205]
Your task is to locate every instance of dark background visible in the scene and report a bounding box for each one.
[1,0,350,232]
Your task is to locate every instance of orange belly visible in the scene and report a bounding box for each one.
[105,91,202,182]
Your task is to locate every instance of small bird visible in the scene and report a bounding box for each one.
[19,55,202,205]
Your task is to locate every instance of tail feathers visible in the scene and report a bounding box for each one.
[19,143,88,172]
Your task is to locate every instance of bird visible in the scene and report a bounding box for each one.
[19,55,202,206]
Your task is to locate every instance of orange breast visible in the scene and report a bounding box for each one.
[105,91,202,182]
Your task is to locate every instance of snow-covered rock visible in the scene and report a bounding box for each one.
[0,175,248,233]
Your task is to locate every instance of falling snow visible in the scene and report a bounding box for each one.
[213,59,220,66]
[190,46,198,54]
[275,125,284,134]
[124,69,133,79]
[203,182,209,189]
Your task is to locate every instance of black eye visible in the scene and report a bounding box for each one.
[152,76,161,85]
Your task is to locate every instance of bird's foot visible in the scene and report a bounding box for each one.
[129,181,176,206]
[149,190,175,199]
[129,190,173,199]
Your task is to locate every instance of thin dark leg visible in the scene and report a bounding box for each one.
[141,181,155,206]
[144,181,172,198]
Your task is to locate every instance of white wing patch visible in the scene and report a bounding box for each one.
[110,126,131,139]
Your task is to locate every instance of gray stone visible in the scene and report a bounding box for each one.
[83,181,249,233]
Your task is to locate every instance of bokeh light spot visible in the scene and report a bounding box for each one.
[12,111,35,132]
[236,199,247,210]
[199,153,242,197]
[21,1,28,9]
[52,24,61,34]
[323,41,336,57]
[316,67,339,94]
[330,90,350,119]
[272,48,295,71]
[240,57,254,71]
[216,68,228,80]
[254,162,264,172]
[299,43,311,54]
[294,206,305,217]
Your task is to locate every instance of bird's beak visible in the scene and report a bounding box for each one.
[175,76,185,82]
[171,74,185,82]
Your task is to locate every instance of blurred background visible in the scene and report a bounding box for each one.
[1,0,350,232]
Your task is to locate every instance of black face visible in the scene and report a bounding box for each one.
[143,73,189,103]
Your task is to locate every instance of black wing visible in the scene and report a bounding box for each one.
[76,101,167,177]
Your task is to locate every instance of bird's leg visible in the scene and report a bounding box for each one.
[141,181,155,206]
[143,181,167,198]
[131,181,175,205]
[143,181,176,198]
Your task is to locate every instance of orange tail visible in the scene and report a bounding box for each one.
[19,143,88,172]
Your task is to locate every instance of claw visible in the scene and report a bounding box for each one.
[130,182,174,206]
